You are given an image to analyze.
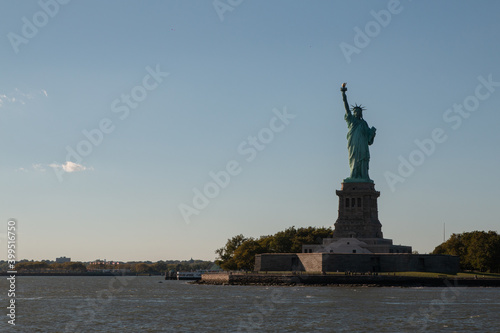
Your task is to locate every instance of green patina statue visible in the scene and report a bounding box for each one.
[341,83,376,183]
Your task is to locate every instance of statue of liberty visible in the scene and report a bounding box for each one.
[340,83,376,182]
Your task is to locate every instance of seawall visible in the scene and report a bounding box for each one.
[197,272,500,287]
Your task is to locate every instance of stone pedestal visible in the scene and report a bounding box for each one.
[302,181,411,254]
[332,182,383,239]
[255,179,460,272]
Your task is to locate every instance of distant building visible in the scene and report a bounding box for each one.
[89,259,124,266]
[87,259,130,274]
[56,257,71,263]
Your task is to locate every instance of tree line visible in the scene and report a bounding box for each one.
[215,226,332,271]
[432,230,500,273]
[127,260,214,274]
[216,228,500,273]
[9,259,214,274]
[15,261,87,272]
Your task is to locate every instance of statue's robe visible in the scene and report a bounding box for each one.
[345,113,376,180]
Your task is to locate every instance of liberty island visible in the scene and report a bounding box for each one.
[252,83,459,274]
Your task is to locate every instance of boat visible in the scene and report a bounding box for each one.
[176,270,221,280]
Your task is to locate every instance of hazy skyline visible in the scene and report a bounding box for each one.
[1,0,500,261]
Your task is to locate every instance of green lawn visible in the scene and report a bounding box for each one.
[456,271,500,278]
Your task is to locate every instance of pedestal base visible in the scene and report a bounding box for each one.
[333,182,382,239]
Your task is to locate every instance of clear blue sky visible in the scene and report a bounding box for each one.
[1,0,499,261]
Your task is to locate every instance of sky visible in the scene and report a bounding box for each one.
[1,0,499,262]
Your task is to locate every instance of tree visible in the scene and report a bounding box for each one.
[151,261,168,273]
[215,227,333,271]
[432,230,500,272]
[294,226,332,251]
[267,226,332,253]
[15,261,49,272]
[133,263,151,274]
[232,239,266,271]
[63,262,87,272]
[269,227,296,253]
[215,234,247,269]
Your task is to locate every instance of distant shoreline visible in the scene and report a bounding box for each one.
[0,272,144,276]
[195,273,500,287]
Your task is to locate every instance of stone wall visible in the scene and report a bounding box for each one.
[197,273,500,287]
[255,253,459,274]
[322,253,373,272]
[255,254,295,271]
[200,272,230,284]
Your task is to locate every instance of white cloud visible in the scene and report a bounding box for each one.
[62,161,88,173]
[18,162,92,174]
[49,161,93,173]
[0,88,48,107]
[32,164,46,172]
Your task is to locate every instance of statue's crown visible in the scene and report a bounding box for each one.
[351,104,366,111]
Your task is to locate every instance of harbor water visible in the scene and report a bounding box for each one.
[1,276,499,332]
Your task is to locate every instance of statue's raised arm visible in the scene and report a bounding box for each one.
[341,83,351,116]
